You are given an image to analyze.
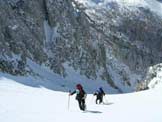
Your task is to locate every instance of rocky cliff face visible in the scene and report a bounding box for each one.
[0,0,162,93]
[0,0,46,75]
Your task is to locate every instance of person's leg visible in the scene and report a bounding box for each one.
[96,98,98,104]
[100,96,103,103]
[99,98,102,104]
[96,96,100,104]
[81,99,86,111]
[78,100,83,110]
[97,95,101,104]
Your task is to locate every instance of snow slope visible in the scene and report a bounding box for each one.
[0,75,162,122]
[2,59,116,94]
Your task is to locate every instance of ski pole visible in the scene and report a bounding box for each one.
[90,95,94,104]
[68,90,71,110]
[104,95,109,104]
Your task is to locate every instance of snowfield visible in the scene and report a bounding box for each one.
[0,74,162,122]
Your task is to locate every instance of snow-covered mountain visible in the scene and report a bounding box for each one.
[0,0,162,93]
[80,0,162,13]
[147,63,162,89]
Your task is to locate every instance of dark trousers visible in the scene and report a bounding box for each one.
[78,99,86,111]
[96,96,103,104]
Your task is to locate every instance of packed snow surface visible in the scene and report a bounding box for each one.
[0,73,162,122]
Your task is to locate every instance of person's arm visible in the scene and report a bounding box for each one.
[82,90,87,99]
[101,90,105,95]
[70,90,76,95]
[103,92,105,95]
[93,92,97,96]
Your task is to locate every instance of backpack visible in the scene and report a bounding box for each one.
[76,84,86,100]
[76,84,83,91]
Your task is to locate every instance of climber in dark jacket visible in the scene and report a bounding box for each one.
[93,87,105,104]
[69,84,87,111]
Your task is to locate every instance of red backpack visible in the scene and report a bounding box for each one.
[76,84,83,91]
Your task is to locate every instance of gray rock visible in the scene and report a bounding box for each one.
[0,0,162,92]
